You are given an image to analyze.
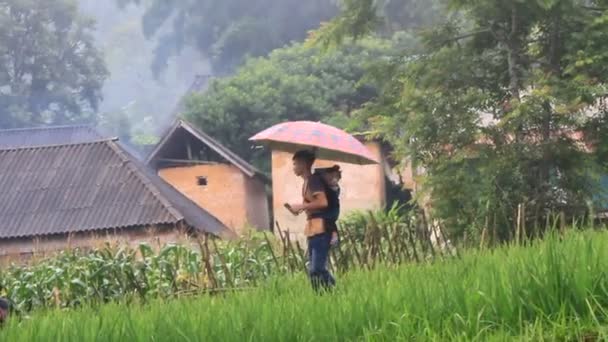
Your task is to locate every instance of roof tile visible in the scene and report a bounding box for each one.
[0,125,104,148]
[0,139,232,239]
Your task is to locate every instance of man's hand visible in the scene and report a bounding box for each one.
[284,203,304,216]
[289,203,306,213]
[330,232,339,246]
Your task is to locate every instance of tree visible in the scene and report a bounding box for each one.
[310,0,443,48]
[0,0,108,129]
[118,0,338,75]
[182,41,393,171]
[381,0,444,32]
[80,0,211,146]
[312,0,608,240]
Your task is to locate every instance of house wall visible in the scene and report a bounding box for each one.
[245,177,271,230]
[271,142,386,237]
[158,164,268,234]
[0,225,193,265]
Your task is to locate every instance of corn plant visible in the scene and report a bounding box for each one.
[0,207,454,314]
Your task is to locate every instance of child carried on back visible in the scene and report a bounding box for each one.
[313,165,341,246]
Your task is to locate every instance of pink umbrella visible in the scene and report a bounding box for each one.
[249,121,378,165]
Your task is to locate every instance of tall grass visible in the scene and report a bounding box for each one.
[2,230,608,341]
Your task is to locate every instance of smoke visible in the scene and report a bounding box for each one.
[78,0,211,143]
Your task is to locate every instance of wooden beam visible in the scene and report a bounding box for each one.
[158,158,218,165]
[186,142,193,160]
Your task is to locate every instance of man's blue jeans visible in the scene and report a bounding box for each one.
[307,232,336,292]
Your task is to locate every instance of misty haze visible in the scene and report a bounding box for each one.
[2,0,608,340]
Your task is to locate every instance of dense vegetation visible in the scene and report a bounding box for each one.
[79,0,210,146]
[2,230,608,340]
[0,0,107,129]
[115,0,339,75]
[182,40,398,169]
[117,0,445,76]
[311,0,608,240]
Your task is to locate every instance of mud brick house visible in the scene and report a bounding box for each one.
[146,120,271,233]
[0,126,233,262]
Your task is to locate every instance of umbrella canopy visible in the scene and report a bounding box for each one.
[249,121,378,165]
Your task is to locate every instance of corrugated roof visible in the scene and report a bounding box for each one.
[0,125,105,148]
[0,140,233,240]
[146,120,269,182]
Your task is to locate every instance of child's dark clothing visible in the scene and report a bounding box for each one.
[311,170,340,236]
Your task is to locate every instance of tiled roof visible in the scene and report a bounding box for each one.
[0,140,233,239]
[0,125,104,148]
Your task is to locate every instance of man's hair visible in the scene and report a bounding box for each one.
[292,150,316,167]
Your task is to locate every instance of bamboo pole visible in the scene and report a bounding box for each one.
[521,202,527,243]
[211,237,234,288]
[516,204,522,244]
[198,235,218,289]
[263,232,281,271]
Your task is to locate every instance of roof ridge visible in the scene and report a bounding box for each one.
[145,119,269,182]
[0,138,119,152]
[144,120,181,164]
[178,120,258,177]
[0,139,231,239]
[0,124,95,133]
[104,140,184,222]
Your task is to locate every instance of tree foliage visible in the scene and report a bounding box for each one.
[80,0,208,147]
[117,0,339,75]
[313,0,608,240]
[182,41,394,171]
[0,0,107,129]
[309,0,444,48]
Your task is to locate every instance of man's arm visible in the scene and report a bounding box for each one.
[290,175,328,212]
[284,203,300,216]
[290,191,328,212]
[303,191,328,210]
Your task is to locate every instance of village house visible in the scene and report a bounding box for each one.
[146,120,271,233]
[0,126,234,263]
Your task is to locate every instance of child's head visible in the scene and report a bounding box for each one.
[321,165,341,187]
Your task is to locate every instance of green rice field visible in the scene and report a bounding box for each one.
[2,230,608,341]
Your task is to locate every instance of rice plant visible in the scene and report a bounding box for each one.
[1,230,607,341]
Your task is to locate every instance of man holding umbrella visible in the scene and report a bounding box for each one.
[286,150,335,291]
[250,121,379,292]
